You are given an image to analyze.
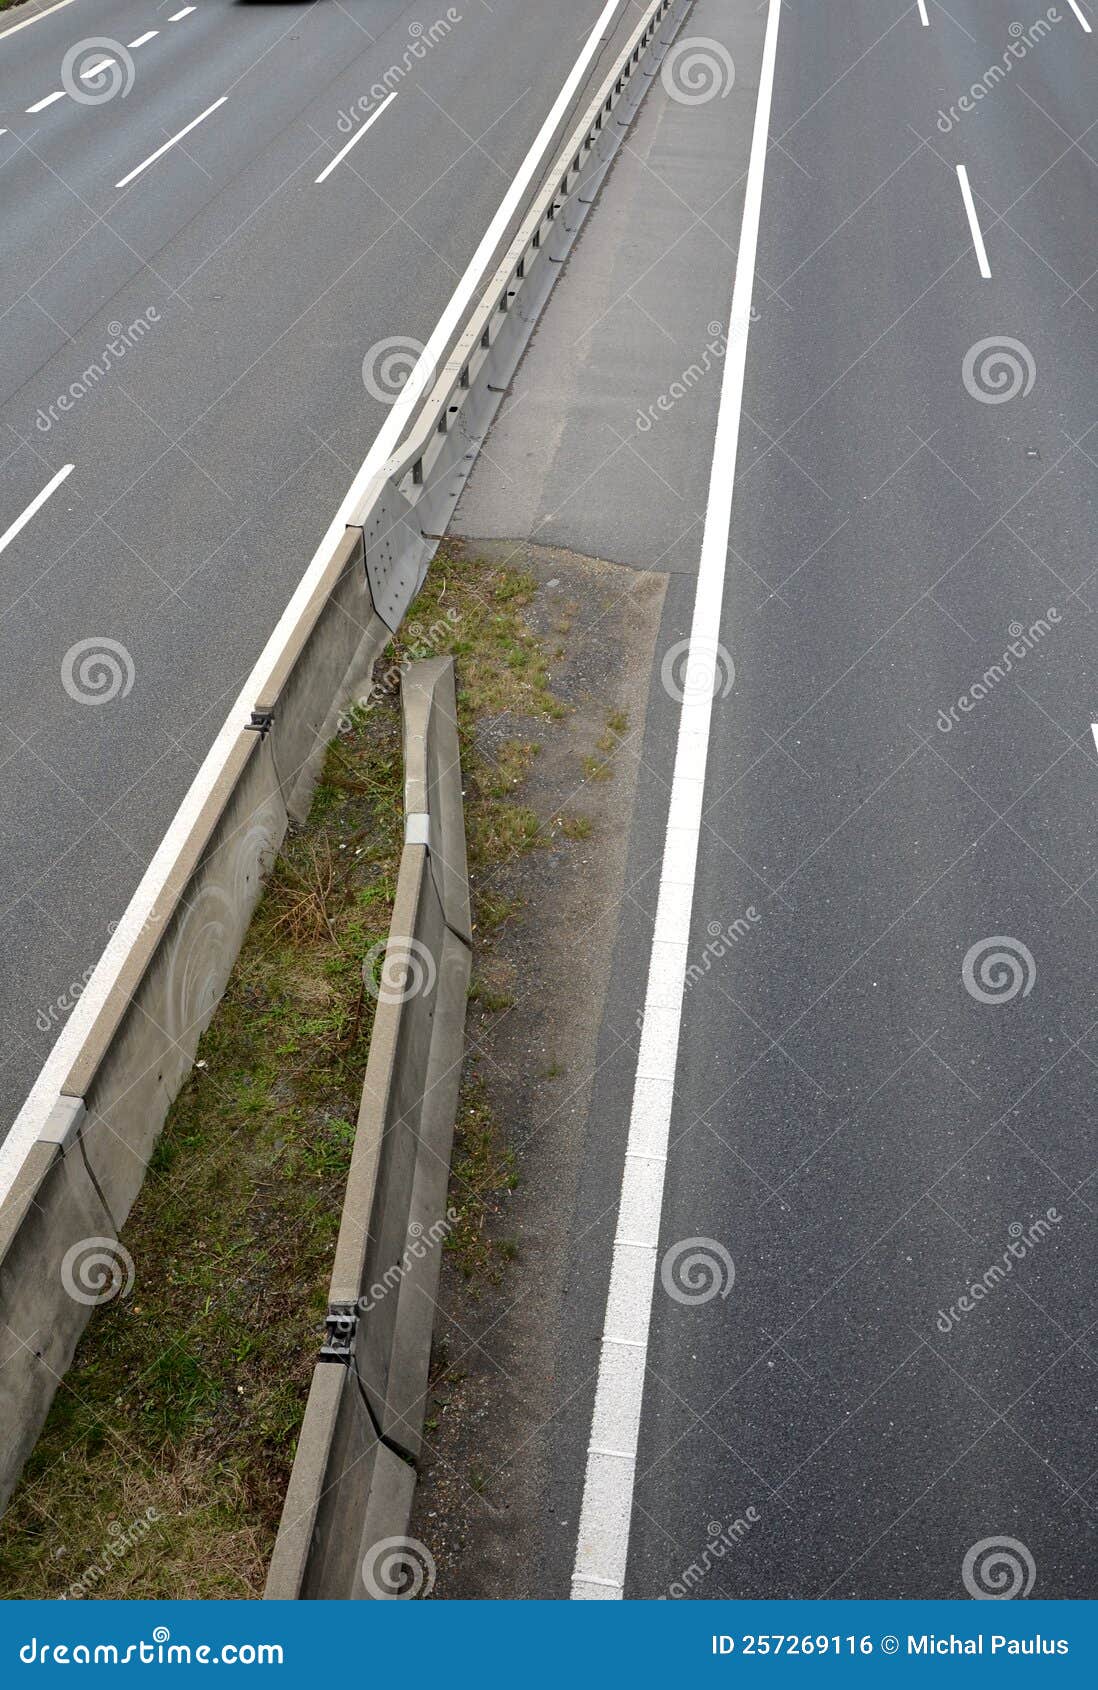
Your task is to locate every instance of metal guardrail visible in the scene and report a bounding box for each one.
[265,658,470,1600]
[0,0,691,1513]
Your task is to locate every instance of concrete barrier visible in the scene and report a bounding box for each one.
[265,658,470,1600]
[0,0,691,1512]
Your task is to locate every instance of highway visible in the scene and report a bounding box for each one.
[0,0,642,1142]
[475,0,1097,1601]
[2,0,1095,1604]
[604,0,1098,1600]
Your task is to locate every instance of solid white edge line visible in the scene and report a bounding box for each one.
[0,0,79,43]
[1066,0,1093,31]
[127,30,158,48]
[314,91,397,184]
[570,0,784,1601]
[0,464,73,559]
[114,95,226,188]
[26,89,65,111]
[917,0,929,25]
[956,164,991,279]
[0,0,629,1199]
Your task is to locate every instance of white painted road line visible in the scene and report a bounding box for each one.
[0,464,73,560]
[351,0,626,480]
[917,0,929,24]
[168,6,195,19]
[128,30,158,48]
[315,91,397,183]
[114,95,227,189]
[570,0,784,1601]
[81,57,116,79]
[956,164,991,278]
[0,0,634,1206]
[1092,724,1098,754]
[26,90,65,112]
[1067,0,1093,31]
[0,0,79,41]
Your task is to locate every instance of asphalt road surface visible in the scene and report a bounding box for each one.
[0,0,643,1143]
[615,0,1098,1601]
[455,0,1098,1600]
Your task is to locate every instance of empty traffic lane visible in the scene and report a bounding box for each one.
[577,0,1098,1599]
[0,0,640,1139]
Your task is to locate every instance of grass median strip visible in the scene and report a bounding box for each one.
[0,547,571,1599]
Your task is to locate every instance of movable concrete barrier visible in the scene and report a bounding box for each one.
[265,658,470,1600]
[0,0,691,1512]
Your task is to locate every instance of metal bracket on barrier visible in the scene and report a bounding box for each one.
[318,1303,358,1362]
[245,711,274,740]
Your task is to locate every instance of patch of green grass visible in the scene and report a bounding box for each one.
[582,752,613,783]
[0,545,565,1598]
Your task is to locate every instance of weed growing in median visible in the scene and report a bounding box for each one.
[0,548,566,1598]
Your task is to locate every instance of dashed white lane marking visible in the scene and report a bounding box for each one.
[0,464,74,560]
[80,56,116,78]
[168,6,196,19]
[1067,1,1092,32]
[570,0,784,1601]
[128,31,159,49]
[1091,724,1098,754]
[114,94,226,188]
[26,90,65,112]
[314,90,396,183]
[917,0,929,24]
[956,164,992,278]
